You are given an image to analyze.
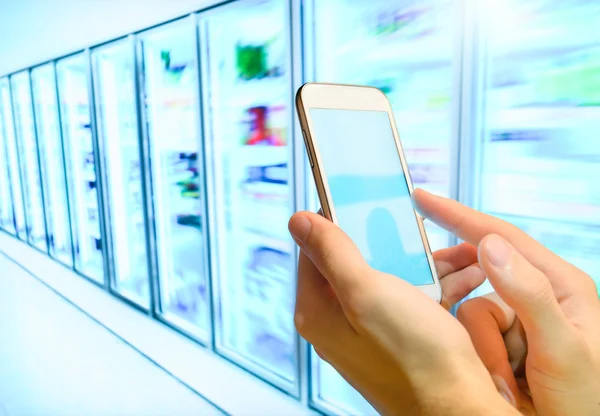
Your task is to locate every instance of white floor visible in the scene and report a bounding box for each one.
[0,252,223,416]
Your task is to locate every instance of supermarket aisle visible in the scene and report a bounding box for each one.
[0,253,223,416]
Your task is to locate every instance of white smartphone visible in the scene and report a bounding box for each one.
[296,82,442,302]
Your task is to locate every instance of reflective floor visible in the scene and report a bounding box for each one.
[0,251,222,416]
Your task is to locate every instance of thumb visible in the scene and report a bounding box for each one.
[478,234,571,347]
[288,211,371,301]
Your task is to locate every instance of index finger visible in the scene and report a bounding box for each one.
[412,189,578,284]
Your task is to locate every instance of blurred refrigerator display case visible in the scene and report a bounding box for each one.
[201,0,297,387]
[10,71,48,252]
[306,0,458,413]
[56,53,105,283]
[93,40,150,307]
[475,0,600,295]
[0,78,16,235]
[140,21,210,335]
[308,0,457,254]
[31,63,73,266]
[0,78,27,239]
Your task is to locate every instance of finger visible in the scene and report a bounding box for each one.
[413,189,581,296]
[439,264,485,309]
[295,248,355,346]
[413,189,562,275]
[433,243,484,309]
[504,318,527,375]
[457,293,519,407]
[433,242,479,277]
[289,211,371,302]
[478,234,573,349]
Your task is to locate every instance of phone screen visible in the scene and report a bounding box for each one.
[309,108,434,286]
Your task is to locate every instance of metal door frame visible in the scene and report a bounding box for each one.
[0,77,17,236]
[89,36,154,313]
[136,16,214,343]
[26,68,51,254]
[55,52,107,288]
[7,76,30,241]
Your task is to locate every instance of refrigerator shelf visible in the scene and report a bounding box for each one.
[216,79,287,108]
[489,107,600,129]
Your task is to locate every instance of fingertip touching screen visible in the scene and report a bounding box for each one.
[309,108,434,286]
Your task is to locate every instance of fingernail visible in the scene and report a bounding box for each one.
[289,215,312,245]
[492,375,516,407]
[484,235,512,270]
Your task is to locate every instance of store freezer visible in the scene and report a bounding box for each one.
[31,63,74,267]
[10,71,48,252]
[0,78,27,239]
[140,20,211,335]
[93,39,150,307]
[56,53,105,283]
[201,0,297,389]
[0,78,16,234]
[306,0,457,254]
[304,0,459,412]
[474,0,600,295]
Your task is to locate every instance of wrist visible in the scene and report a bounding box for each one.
[411,354,519,415]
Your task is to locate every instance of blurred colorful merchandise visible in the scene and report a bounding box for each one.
[535,51,600,106]
[243,105,286,146]
[236,40,283,80]
[244,245,294,371]
[370,4,435,40]
[175,152,200,199]
[160,50,188,83]
[244,163,287,186]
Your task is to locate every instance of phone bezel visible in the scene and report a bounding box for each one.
[296,82,442,303]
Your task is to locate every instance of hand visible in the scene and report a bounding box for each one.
[413,189,600,416]
[289,211,517,416]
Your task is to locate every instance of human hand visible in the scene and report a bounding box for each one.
[413,189,600,416]
[289,211,517,416]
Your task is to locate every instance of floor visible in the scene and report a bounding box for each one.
[0,252,223,416]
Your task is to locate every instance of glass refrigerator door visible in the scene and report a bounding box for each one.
[31,64,73,266]
[57,54,105,283]
[475,1,600,296]
[141,22,210,334]
[307,0,457,412]
[202,0,296,387]
[11,72,48,251]
[93,41,150,307]
[309,0,457,254]
[0,78,27,239]
[0,79,15,234]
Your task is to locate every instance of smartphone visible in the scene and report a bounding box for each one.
[296,82,442,302]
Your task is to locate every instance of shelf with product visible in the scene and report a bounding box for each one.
[485,1,600,59]
[231,110,290,241]
[220,227,295,379]
[317,0,454,69]
[140,25,211,333]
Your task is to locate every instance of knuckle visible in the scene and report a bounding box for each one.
[447,212,467,235]
[294,305,320,342]
[522,271,554,305]
[343,288,378,329]
[314,347,328,363]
